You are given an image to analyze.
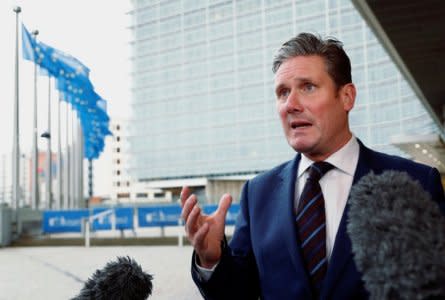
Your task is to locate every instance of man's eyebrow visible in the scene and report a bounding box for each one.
[275,77,314,90]
[293,76,313,83]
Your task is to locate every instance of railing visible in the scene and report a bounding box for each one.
[42,204,240,248]
[178,218,184,247]
[82,208,116,247]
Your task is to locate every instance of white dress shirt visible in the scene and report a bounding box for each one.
[197,135,360,279]
[296,135,359,260]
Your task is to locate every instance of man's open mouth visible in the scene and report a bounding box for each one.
[290,121,312,129]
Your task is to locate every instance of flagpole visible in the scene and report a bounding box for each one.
[44,77,52,209]
[56,94,62,210]
[71,110,76,208]
[64,103,70,209]
[75,114,83,208]
[76,116,82,208]
[88,158,93,208]
[31,29,39,210]
[70,109,75,208]
[12,6,21,213]
[2,154,6,204]
[79,121,84,208]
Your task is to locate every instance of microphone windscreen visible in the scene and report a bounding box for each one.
[73,256,153,300]
[347,170,445,299]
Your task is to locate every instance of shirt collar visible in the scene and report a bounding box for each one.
[298,135,359,178]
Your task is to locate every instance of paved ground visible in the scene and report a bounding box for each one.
[0,245,203,299]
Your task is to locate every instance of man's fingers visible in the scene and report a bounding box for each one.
[215,193,232,222]
[193,222,210,250]
[180,186,191,207]
[181,194,197,221]
[185,204,201,236]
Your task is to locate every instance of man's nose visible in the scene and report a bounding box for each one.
[285,90,303,112]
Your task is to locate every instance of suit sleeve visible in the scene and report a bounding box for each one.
[191,181,260,300]
[426,167,445,215]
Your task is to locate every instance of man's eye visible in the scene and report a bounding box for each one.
[277,89,290,99]
[302,83,316,92]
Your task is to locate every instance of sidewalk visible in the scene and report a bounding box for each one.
[0,246,202,299]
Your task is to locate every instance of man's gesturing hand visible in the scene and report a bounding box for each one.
[180,186,232,269]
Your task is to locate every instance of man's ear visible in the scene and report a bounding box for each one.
[340,83,356,112]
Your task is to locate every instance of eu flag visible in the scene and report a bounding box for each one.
[22,22,111,160]
[22,23,90,83]
[21,24,37,62]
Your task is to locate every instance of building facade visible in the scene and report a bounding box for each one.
[110,119,173,203]
[127,0,441,186]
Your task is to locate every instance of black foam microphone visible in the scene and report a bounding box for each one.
[72,256,153,300]
[347,170,445,299]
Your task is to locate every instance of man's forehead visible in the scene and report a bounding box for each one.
[274,56,327,81]
[277,55,325,70]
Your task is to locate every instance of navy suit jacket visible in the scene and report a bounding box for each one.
[192,141,445,299]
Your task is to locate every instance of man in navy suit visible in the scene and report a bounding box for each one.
[180,33,445,299]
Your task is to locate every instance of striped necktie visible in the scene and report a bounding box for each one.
[296,161,334,293]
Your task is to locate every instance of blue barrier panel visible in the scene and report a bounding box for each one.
[42,210,89,233]
[202,204,217,215]
[91,207,134,230]
[114,207,134,230]
[202,203,240,225]
[138,205,182,227]
[137,203,240,228]
[226,204,240,225]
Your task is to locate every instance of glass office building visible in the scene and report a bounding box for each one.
[127,0,440,181]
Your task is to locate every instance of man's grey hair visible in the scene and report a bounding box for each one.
[272,32,352,89]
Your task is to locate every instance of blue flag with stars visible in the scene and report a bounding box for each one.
[22,22,111,160]
[22,24,37,62]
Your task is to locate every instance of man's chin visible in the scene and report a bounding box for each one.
[289,142,314,154]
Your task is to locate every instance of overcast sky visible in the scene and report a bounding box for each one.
[0,0,132,195]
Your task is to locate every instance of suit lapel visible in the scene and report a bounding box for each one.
[276,154,312,292]
[322,141,374,296]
